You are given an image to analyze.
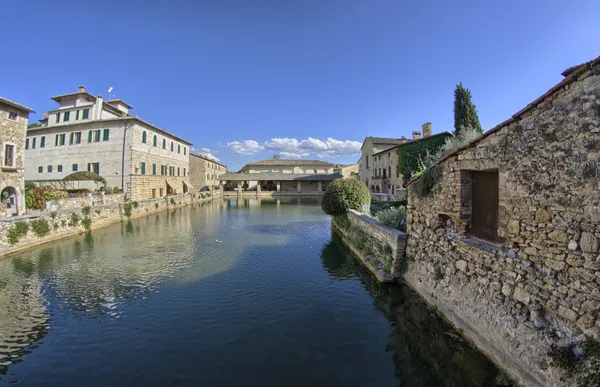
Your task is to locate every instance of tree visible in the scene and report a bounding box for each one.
[322,179,370,216]
[238,165,249,173]
[453,82,482,136]
[27,123,42,129]
[272,154,281,159]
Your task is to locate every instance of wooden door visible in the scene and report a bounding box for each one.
[471,171,499,242]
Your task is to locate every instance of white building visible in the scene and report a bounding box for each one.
[25,86,193,200]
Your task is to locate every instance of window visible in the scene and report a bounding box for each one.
[40,136,45,148]
[162,139,166,149]
[383,169,387,179]
[170,142,174,152]
[388,167,391,178]
[70,132,74,145]
[103,128,110,141]
[38,166,43,173]
[55,134,66,146]
[8,112,17,120]
[87,162,100,174]
[141,162,146,175]
[74,131,82,144]
[82,109,89,119]
[183,168,186,176]
[177,144,180,154]
[177,167,180,176]
[159,188,163,197]
[3,144,15,167]
[64,111,70,122]
[94,130,101,142]
[142,131,147,144]
[57,165,63,172]
[76,110,80,120]
[47,165,53,173]
[25,138,29,150]
[152,188,156,198]
[56,113,60,123]
[153,135,157,147]
[366,156,369,168]
[32,137,36,149]
[184,147,186,155]
[469,170,500,242]
[72,164,78,171]
[152,163,157,175]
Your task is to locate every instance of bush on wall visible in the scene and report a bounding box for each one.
[397,133,450,183]
[322,179,370,216]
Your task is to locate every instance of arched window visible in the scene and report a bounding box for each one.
[153,135,157,147]
[170,142,174,152]
[162,139,166,149]
[177,144,181,154]
[183,147,187,155]
[142,131,147,144]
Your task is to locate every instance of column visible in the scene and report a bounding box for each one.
[317,181,322,192]
[297,181,302,193]
[257,182,261,195]
[276,181,281,192]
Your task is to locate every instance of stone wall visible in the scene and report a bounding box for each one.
[44,193,125,211]
[333,209,407,282]
[0,191,222,256]
[189,153,226,192]
[405,60,600,386]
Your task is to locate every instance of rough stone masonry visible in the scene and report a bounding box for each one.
[405,56,600,387]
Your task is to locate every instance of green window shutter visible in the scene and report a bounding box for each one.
[70,132,74,145]
[178,167,180,176]
[163,139,166,149]
[152,164,156,175]
[56,113,60,123]
[40,136,45,148]
[88,131,92,143]
[48,165,52,173]
[142,131,147,144]
[25,138,29,149]
[76,110,80,120]
[73,164,78,171]
[184,147,186,155]
[58,165,63,172]
[141,162,146,175]
[64,111,70,121]
[55,135,59,146]
[38,166,43,173]
[170,142,174,151]
[94,130,100,142]
[32,138,36,149]
[153,136,157,147]
[87,163,91,172]
[183,168,186,176]
[178,144,180,154]
[82,109,89,119]
[103,128,110,141]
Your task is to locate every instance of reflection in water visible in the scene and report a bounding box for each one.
[0,198,509,386]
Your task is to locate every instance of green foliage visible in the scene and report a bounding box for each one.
[453,82,483,136]
[82,206,91,216]
[60,219,67,227]
[31,218,51,237]
[123,202,132,218]
[375,206,407,232]
[27,123,42,129]
[133,201,139,209]
[69,213,80,227]
[25,181,36,190]
[397,133,450,183]
[50,212,57,220]
[81,217,92,233]
[7,221,29,245]
[410,164,443,198]
[549,339,600,386]
[238,165,249,173]
[322,179,370,216]
[423,127,481,166]
[95,209,101,215]
[170,198,176,206]
[113,187,121,194]
[154,203,159,209]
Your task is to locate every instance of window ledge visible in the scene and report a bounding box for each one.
[447,232,504,254]
[1,166,18,172]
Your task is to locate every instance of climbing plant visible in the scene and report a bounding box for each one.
[397,133,450,183]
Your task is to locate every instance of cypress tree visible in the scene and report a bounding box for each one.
[453,82,483,136]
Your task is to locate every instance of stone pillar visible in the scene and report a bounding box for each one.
[257,182,261,195]
[276,181,281,192]
[297,181,302,193]
[317,181,322,192]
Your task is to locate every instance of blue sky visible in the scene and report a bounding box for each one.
[2,0,599,171]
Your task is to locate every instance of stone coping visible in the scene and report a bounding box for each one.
[348,209,407,238]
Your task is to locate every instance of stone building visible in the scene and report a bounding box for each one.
[358,122,436,191]
[189,153,227,191]
[220,159,341,195]
[405,57,600,386]
[333,164,358,179]
[0,97,34,216]
[25,86,192,200]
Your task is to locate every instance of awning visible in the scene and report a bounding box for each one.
[166,180,182,191]
[62,171,106,182]
[182,179,194,190]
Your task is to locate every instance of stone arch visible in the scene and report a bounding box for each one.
[1,186,19,216]
[376,186,380,193]
[371,184,375,192]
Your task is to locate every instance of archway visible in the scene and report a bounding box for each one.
[1,186,18,216]
[376,186,380,193]
[371,185,375,192]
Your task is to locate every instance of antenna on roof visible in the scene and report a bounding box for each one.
[108,86,113,99]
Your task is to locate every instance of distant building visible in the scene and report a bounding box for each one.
[220,159,341,195]
[334,164,358,179]
[24,86,192,200]
[189,153,227,191]
[0,97,34,216]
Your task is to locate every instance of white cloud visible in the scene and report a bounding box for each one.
[191,147,220,162]
[227,137,361,160]
[226,140,264,155]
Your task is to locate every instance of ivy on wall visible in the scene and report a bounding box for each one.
[397,133,451,184]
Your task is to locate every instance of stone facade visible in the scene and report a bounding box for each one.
[189,153,227,192]
[25,86,191,201]
[333,164,358,179]
[372,146,404,198]
[405,58,600,386]
[0,98,34,216]
[246,159,335,174]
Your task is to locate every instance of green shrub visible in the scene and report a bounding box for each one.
[7,221,29,245]
[95,209,101,215]
[322,179,370,216]
[82,206,91,216]
[113,187,121,194]
[69,213,80,227]
[123,202,132,218]
[15,221,29,236]
[82,217,92,233]
[61,219,67,227]
[133,201,139,209]
[50,212,57,220]
[31,218,51,237]
[376,206,407,232]
[170,198,176,205]
[154,203,159,209]
[25,181,36,190]
[410,164,442,198]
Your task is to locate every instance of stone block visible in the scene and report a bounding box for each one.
[580,231,599,253]
[545,258,566,271]
[568,240,579,251]
[558,305,578,322]
[535,208,551,223]
[502,283,514,297]
[548,230,569,243]
[455,259,468,273]
[513,286,531,304]
[508,219,520,234]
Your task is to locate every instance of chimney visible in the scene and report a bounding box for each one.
[422,122,432,137]
[401,136,407,143]
[78,85,86,93]
[412,131,422,140]
[96,95,103,120]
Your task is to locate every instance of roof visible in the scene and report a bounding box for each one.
[62,171,105,182]
[361,136,407,150]
[0,97,35,113]
[219,172,342,181]
[406,54,600,187]
[106,99,133,109]
[50,91,97,103]
[247,159,334,166]
[190,153,227,168]
[372,132,452,156]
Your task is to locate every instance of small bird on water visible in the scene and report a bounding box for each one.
[216,239,222,243]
